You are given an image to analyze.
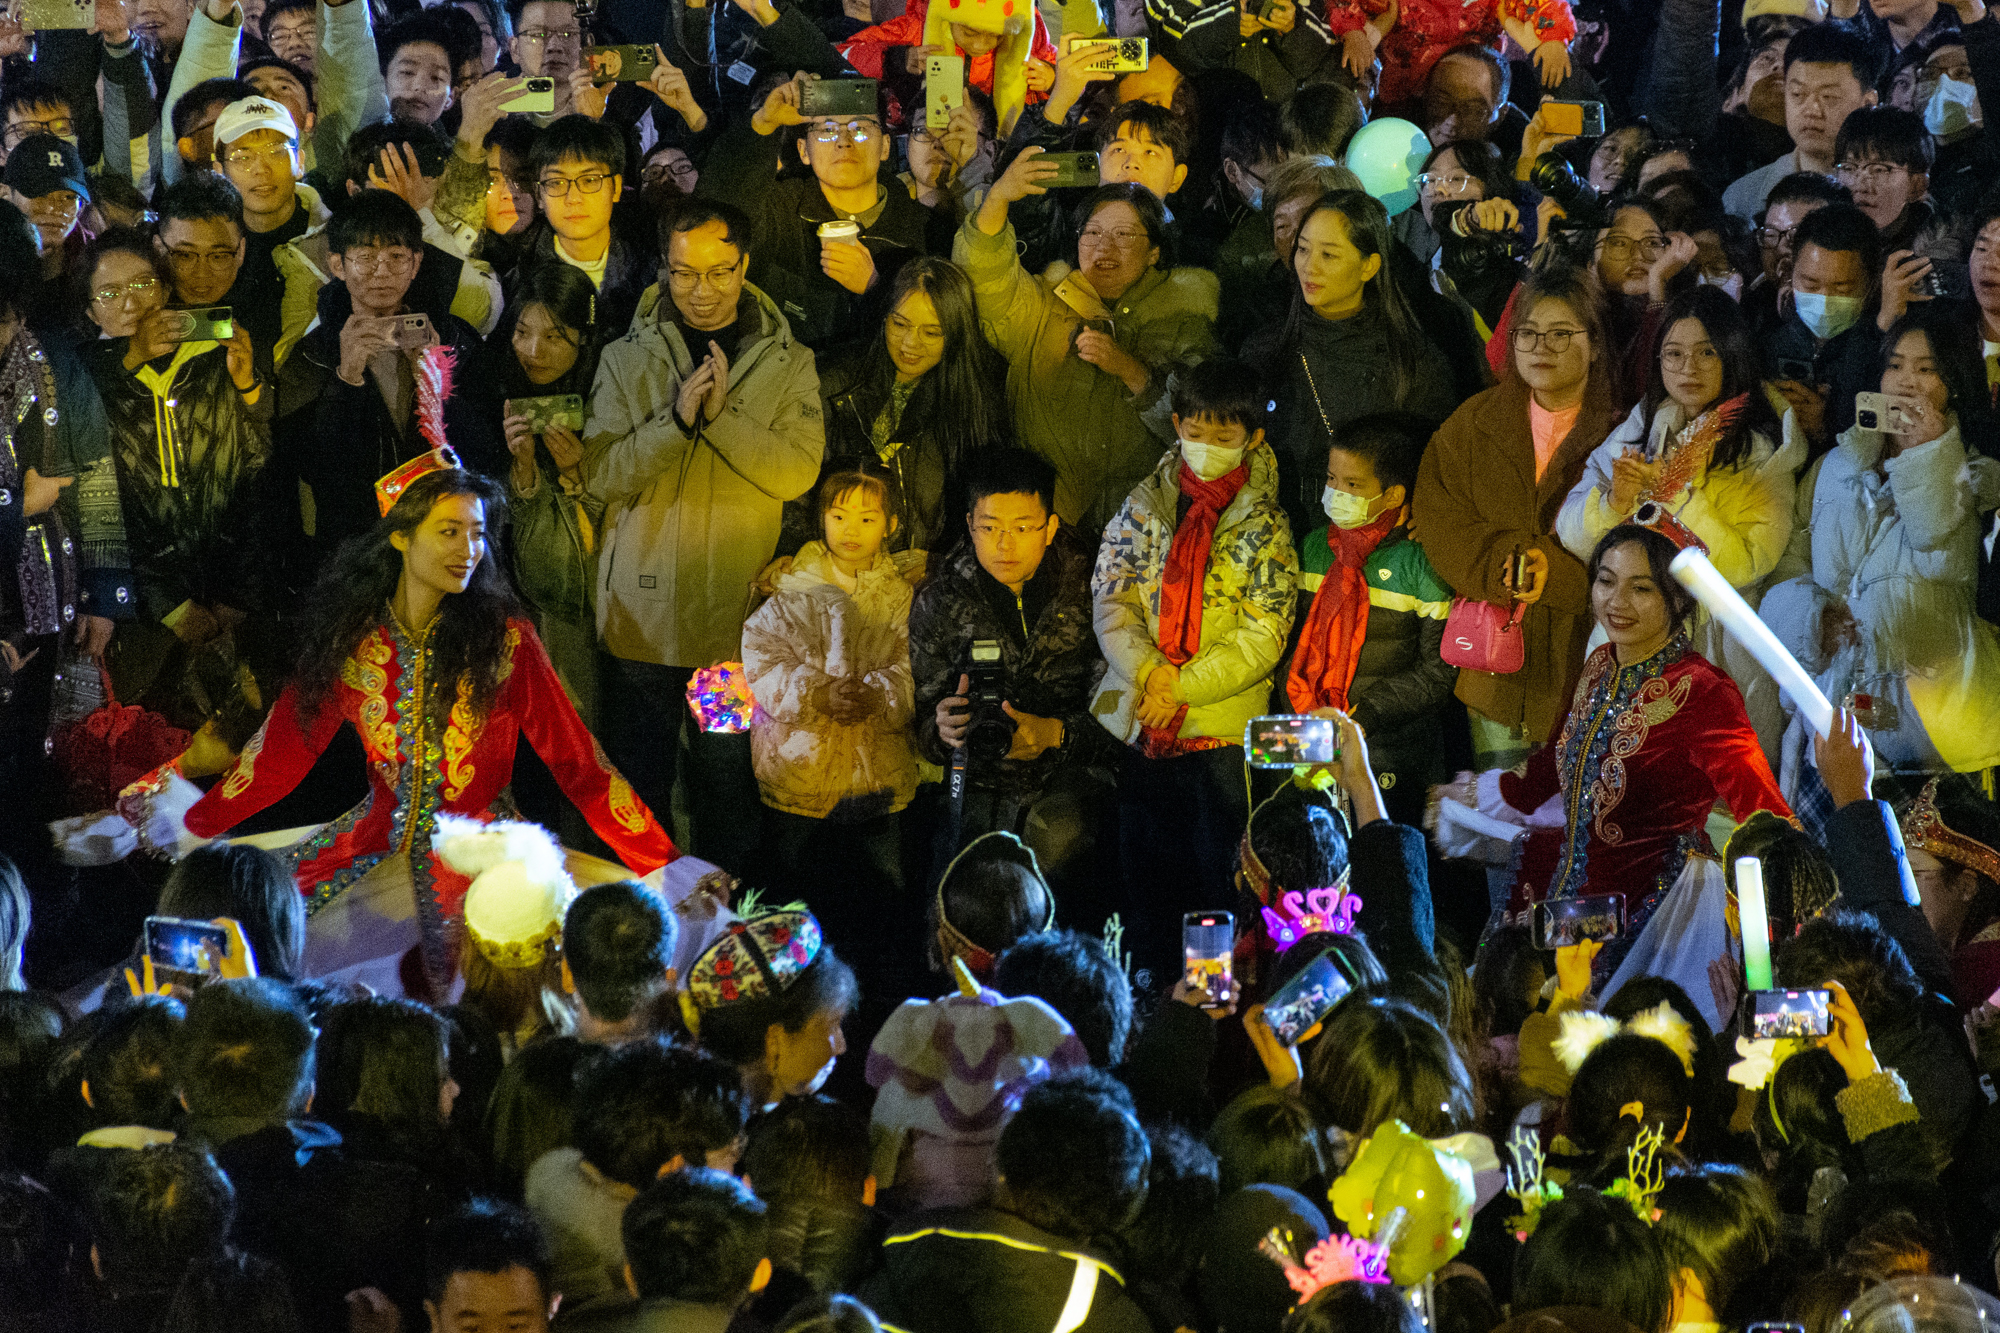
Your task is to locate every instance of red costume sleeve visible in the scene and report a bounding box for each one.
[184,684,346,837]
[506,623,679,872]
[1686,670,1792,822]
[1501,0,1577,46]
[1498,732,1562,813]
[838,10,924,79]
[1324,0,1389,38]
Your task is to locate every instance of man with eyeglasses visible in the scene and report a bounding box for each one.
[717,72,943,348]
[1746,170,1848,334]
[155,174,253,334]
[507,0,586,118]
[1,135,91,280]
[1831,105,1938,250]
[501,116,651,337]
[909,446,1112,892]
[1724,23,1879,219]
[277,191,494,574]
[0,77,79,168]
[210,98,325,359]
[584,199,824,873]
[161,0,385,188]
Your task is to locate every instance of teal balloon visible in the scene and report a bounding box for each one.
[1345,118,1429,217]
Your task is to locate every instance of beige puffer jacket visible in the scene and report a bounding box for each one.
[742,543,921,819]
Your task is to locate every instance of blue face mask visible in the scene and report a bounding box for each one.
[1244,183,1264,212]
[1793,290,1863,341]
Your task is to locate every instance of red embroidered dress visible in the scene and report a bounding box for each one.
[1498,633,1789,942]
[184,612,677,969]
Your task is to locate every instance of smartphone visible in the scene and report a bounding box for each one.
[369,313,434,349]
[1531,893,1625,950]
[1182,911,1235,1008]
[584,43,659,82]
[1508,547,1529,593]
[1066,34,1149,72]
[1540,100,1608,137]
[926,54,965,131]
[144,916,230,990]
[1263,950,1354,1046]
[506,394,584,435]
[799,78,880,119]
[1042,150,1100,188]
[500,76,557,114]
[1841,689,1902,732]
[1244,715,1337,768]
[159,307,234,343]
[1774,357,1813,383]
[1855,391,1928,433]
[1748,988,1831,1039]
[20,0,92,28]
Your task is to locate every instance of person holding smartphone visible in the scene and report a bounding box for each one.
[1760,302,2000,792]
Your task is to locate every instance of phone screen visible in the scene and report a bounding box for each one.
[1749,988,1830,1039]
[1532,894,1625,949]
[1244,715,1336,768]
[144,916,230,989]
[1182,911,1235,1007]
[1263,951,1353,1046]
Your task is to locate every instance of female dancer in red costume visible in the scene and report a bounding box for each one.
[165,453,679,990]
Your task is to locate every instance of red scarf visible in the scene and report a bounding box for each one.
[1157,461,1248,665]
[1286,508,1402,714]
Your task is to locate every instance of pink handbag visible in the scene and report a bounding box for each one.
[1441,598,1527,674]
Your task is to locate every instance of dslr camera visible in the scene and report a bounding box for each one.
[1530,155,1609,234]
[963,639,1014,763]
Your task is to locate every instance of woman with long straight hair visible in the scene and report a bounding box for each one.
[1558,284,1805,762]
[141,464,678,995]
[487,264,606,724]
[811,257,1010,556]
[1247,189,1466,535]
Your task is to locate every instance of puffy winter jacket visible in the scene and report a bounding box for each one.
[1091,442,1299,745]
[1760,421,2000,777]
[742,543,920,819]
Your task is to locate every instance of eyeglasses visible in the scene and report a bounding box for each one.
[487,168,534,193]
[642,161,697,183]
[1660,344,1721,370]
[666,258,743,290]
[539,172,612,197]
[517,26,581,43]
[340,249,419,275]
[1755,223,1798,249]
[971,520,1050,541]
[223,142,295,170]
[886,312,943,341]
[1512,327,1584,353]
[166,249,240,271]
[1079,226,1149,248]
[810,120,878,144]
[1598,235,1667,260]
[1836,161,1906,183]
[91,275,162,306]
[3,116,75,145]
[1417,171,1476,193]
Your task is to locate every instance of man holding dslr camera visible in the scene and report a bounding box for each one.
[911,448,1113,902]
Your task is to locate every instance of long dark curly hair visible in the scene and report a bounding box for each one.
[291,469,522,734]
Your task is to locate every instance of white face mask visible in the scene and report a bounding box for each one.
[1181,438,1245,481]
[1698,270,1744,300]
[1793,291,1864,342]
[1321,485,1385,528]
[1923,74,1983,139]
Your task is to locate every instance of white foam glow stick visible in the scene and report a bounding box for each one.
[1736,855,1773,989]
[1664,544,1835,739]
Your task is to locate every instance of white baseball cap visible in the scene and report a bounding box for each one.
[213,96,299,147]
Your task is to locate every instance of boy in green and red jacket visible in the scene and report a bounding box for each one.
[1283,411,1458,826]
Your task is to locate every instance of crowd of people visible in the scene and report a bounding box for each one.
[1,0,2000,1324]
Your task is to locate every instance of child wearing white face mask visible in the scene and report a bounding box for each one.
[1093,358,1299,978]
[1282,412,1458,824]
